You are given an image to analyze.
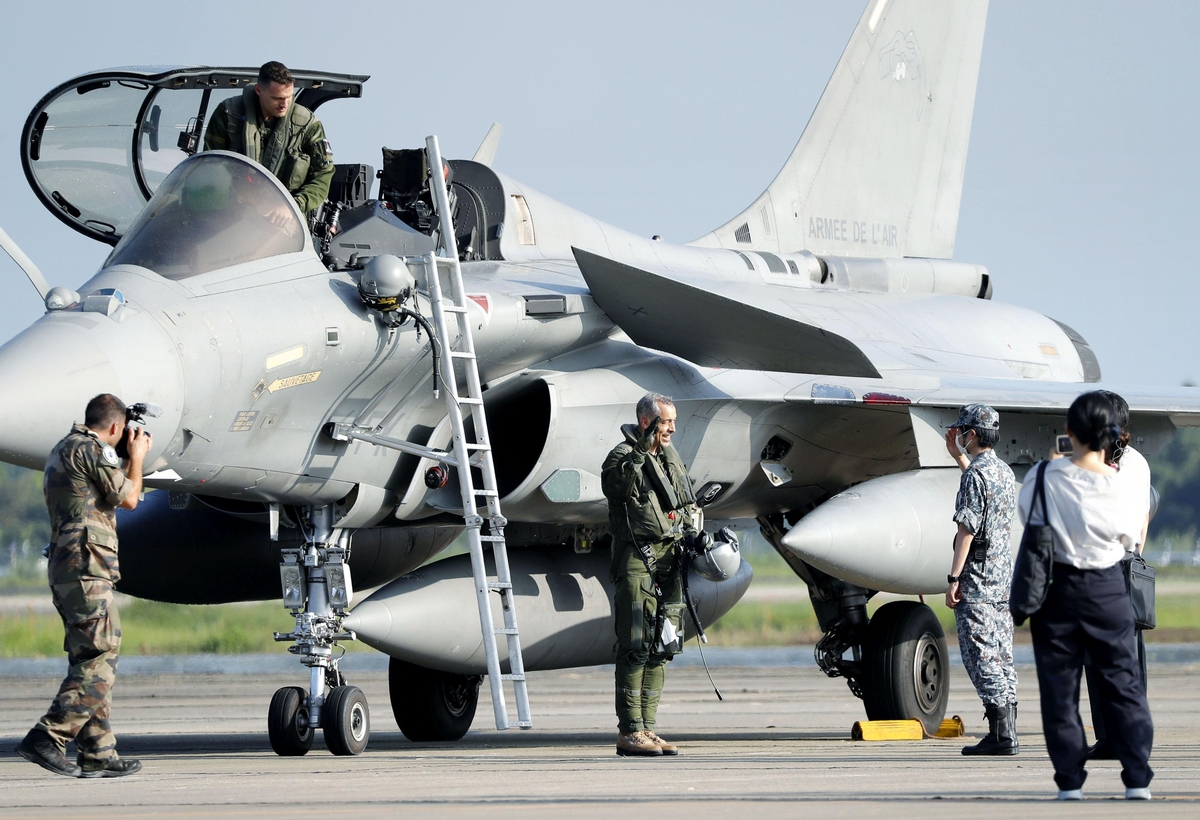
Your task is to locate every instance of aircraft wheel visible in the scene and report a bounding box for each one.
[323,685,370,756]
[268,685,313,756]
[389,658,481,741]
[862,601,948,736]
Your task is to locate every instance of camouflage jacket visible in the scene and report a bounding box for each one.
[44,424,132,585]
[602,424,698,564]
[953,448,1017,603]
[203,86,334,213]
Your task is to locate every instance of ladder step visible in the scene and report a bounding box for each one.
[464,443,491,451]
[473,489,498,497]
[493,627,519,635]
[500,674,526,682]
[443,306,469,314]
[479,535,505,542]
[449,351,476,359]
[513,721,533,729]
[487,581,512,590]
[457,397,484,405]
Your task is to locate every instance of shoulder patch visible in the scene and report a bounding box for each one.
[101,445,119,466]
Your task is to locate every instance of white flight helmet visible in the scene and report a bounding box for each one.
[691,527,742,582]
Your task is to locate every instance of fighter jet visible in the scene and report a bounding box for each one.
[2,0,1197,754]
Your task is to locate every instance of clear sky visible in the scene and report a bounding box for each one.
[0,0,1195,387]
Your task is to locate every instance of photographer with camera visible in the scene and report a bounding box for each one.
[1018,391,1154,800]
[16,394,152,778]
[601,393,697,757]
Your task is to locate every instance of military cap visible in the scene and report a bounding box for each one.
[945,403,1000,430]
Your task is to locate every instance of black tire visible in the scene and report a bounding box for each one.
[268,685,313,756]
[862,601,949,736]
[323,685,370,756]
[389,658,481,742]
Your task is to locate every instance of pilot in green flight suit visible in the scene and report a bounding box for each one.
[601,392,697,757]
[203,60,334,216]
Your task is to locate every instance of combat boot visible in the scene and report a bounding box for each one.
[15,729,81,778]
[78,757,142,778]
[616,731,663,757]
[643,731,679,755]
[962,703,1018,756]
[1007,702,1019,754]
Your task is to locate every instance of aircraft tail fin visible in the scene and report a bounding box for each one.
[472,123,503,166]
[691,0,988,260]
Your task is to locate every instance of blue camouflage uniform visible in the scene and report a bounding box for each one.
[954,446,1019,708]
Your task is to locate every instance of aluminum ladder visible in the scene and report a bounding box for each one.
[421,134,532,730]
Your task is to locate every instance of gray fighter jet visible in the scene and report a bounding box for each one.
[2,0,1197,754]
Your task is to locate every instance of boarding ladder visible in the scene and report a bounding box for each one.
[421,135,532,730]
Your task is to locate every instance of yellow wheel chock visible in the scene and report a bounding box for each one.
[851,715,966,740]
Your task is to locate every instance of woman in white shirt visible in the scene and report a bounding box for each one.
[1018,391,1153,801]
[1084,391,1152,762]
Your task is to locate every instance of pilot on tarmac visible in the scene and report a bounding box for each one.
[601,392,698,757]
[16,394,151,778]
[944,403,1020,756]
[203,60,334,222]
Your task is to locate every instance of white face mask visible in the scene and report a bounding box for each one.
[955,431,970,456]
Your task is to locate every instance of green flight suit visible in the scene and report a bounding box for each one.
[34,424,132,765]
[203,86,334,213]
[601,423,697,734]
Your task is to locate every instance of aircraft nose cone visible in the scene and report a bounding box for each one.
[340,600,394,647]
[0,313,182,469]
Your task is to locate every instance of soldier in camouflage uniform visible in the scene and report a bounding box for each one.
[203,61,334,217]
[16,394,151,778]
[601,393,698,757]
[944,403,1019,756]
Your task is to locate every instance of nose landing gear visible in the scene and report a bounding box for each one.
[269,506,370,756]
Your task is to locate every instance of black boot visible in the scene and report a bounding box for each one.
[1004,702,1019,754]
[962,704,1018,756]
[15,729,81,778]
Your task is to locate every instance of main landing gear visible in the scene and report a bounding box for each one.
[388,658,482,742]
[761,515,949,735]
[269,505,370,756]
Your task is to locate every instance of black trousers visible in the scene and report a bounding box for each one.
[1030,562,1153,791]
[1087,628,1146,743]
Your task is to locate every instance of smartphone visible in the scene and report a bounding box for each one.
[1055,434,1073,455]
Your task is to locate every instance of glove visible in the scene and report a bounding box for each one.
[636,416,660,454]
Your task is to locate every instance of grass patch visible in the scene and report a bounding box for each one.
[0,600,371,658]
[703,593,1200,647]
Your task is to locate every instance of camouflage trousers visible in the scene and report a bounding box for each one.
[955,600,1017,708]
[34,579,122,763]
[612,542,684,734]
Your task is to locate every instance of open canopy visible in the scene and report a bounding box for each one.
[21,65,367,245]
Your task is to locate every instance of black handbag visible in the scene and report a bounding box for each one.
[1010,461,1054,626]
[1125,553,1156,631]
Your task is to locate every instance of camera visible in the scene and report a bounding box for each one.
[116,402,162,459]
[1055,434,1073,455]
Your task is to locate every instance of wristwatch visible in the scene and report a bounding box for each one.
[947,574,960,584]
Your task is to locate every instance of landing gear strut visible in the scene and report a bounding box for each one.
[269,505,370,756]
[760,514,949,735]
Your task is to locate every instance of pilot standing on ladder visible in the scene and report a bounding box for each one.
[602,393,698,757]
[203,61,334,220]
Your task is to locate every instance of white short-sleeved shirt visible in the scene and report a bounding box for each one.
[1116,446,1153,546]
[1017,457,1145,570]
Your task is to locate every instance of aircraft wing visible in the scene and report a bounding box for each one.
[572,247,880,378]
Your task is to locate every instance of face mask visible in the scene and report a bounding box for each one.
[955,432,969,455]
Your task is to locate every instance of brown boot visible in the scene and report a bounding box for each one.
[643,731,679,755]
[616,731,662,756]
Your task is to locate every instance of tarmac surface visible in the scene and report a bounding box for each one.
[2,649,1199,818]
